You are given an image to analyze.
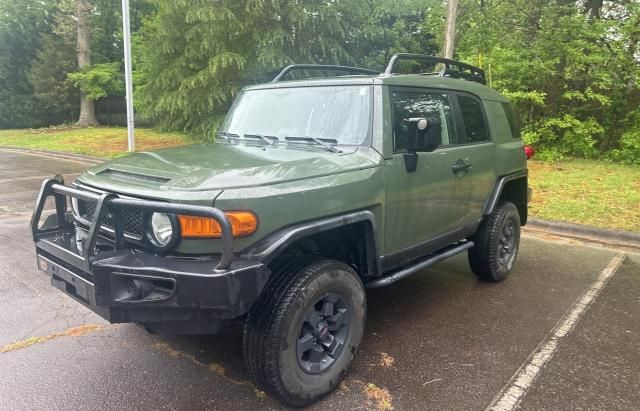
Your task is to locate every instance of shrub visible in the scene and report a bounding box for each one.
[522,115,603,160]
[607,129,640,165]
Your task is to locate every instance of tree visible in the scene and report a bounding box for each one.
[76,0,99,126]
[0,0,56,128]
[28,35,79,123]
[137,0,364,137]
[454,0,640,161]
[136,0,442,136]
[68,63,124,102]
[348,0,440,70]
[0,0,152,129]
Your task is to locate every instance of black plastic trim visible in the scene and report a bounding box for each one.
[35,235,270,323]
[242,210,381,277]
[483,170,528,216]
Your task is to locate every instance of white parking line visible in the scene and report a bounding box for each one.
[487,252,628,411]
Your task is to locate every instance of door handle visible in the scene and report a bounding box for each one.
[451,158,471,173]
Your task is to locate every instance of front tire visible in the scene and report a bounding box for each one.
[243,256,366,406]
[468,202,521,282]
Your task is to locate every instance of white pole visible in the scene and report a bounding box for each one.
[122,0,135,152]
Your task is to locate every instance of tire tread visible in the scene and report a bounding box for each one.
[468,202,520,282]
[243,256,360,406]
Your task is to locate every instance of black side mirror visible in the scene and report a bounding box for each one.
[407,117,442,152]
[404,117,442,173]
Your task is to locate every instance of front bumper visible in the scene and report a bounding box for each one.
[31,178,269,334]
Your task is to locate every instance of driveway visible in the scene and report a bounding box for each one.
[0,148,638,410]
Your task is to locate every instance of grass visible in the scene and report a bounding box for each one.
[0,126,189,158]
[528,159,640,232]
[1,126,638,232]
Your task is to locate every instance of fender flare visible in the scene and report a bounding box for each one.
[241,210,381,277]
[483,170,528,216]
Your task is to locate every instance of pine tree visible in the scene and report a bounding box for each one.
[28,35,79,124]
[137,0,361,137]
[0,0,56,128]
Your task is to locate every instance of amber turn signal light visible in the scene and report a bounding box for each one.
[179,212,258,238]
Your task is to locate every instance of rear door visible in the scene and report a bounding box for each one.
[448,92,496,227]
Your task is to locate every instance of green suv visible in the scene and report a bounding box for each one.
[31,54,530,406]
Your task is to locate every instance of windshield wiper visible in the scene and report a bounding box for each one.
[217,131,240,140]
[243,133,278,145]
[217,132,278,146]
[285,136,341,153]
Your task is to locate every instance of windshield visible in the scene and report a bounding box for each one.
[221,85,372,145]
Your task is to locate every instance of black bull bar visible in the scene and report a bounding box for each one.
[30,175,235,271]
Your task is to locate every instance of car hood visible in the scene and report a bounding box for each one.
[78,143,381,194]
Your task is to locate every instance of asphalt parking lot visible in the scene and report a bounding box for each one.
[0,148,638,410]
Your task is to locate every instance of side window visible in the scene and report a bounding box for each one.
[501,102,521,139]
[391,90,456,152]
[456,95,489,143]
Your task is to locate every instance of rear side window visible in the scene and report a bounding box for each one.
[390,90,457,152]
[456,95,489,143]
[501,102,521,138]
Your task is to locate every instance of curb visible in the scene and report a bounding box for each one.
[0,147,105,164]
[526,218,640,249]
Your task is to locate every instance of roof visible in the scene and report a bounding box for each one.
[243,74,508,102]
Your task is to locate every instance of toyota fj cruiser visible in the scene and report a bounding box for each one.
[31,54,531,406]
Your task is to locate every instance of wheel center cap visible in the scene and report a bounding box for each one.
[317,322,329,338]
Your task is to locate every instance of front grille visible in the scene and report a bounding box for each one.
[97,168,171,184]
[77,198,144,239]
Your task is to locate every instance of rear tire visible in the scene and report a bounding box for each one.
[468,202,521,282]
[243,256,366,406]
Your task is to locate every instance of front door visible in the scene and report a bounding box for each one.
[383,88,470,270]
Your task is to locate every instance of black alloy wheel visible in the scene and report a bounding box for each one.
[297,293,350,374]
[498,219,517,271]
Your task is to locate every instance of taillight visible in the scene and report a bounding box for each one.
[524,145,535,160]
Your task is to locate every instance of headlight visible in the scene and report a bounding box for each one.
[147,212,178,249]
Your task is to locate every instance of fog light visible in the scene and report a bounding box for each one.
[127,278,152,299]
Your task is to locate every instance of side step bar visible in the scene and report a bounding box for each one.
[366,241,474,288]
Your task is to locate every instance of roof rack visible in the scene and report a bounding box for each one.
[384,54,486,85]
[272,64,379,82]
[270,55,486,85]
